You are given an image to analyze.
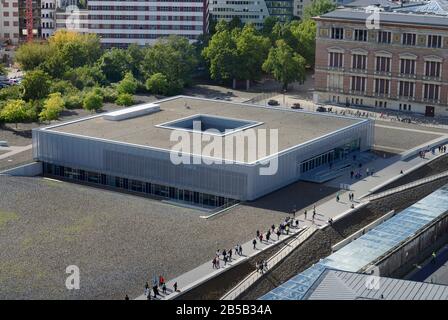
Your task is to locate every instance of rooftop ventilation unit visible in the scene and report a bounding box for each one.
[103,103,160,121]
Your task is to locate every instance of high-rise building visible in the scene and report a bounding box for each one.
[209,0,294,28]
[1,0,20,44]
[313,0,448,117]
[41,0,56,39]
[18,0,41,41]
[54,0,207,47]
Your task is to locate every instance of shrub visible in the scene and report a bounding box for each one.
[115,93,134,106]
[100,86,117,103]
[117,72,138,95]
[64,94,83,109]
[145,73,169,95]
[39,93,65,122]
[0,99,35,128]
[49,80,77,95]
[82,91,103,112]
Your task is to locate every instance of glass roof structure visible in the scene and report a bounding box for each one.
[261,183,448,300]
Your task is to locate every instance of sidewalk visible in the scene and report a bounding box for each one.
[136,222,308,300]
[136,142,448,300]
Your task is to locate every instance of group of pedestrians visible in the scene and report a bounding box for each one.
[144,275,173,299]
[213,246,243,269]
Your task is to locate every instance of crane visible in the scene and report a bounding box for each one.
[26,0,33,41]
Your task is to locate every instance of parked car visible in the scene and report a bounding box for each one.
[316,106,327,112]
[291,103,302,109]
[268,99,279,106]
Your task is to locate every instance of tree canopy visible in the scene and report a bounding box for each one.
[262,40,307,90]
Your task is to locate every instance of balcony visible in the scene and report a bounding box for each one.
[398,73,417,80]
[349,90,366,95]
[373,92,391,98]
[422,75,442,82]
[422,97,441,104]
[374,70,392,77]
[349,68,368,74]
[397,95,416,102]
[327,66,344,72]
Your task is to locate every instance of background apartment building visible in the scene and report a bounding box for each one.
[1,0,20,44]
[209,0,294,27]
[314,0,448,117]
[84,0,206,48]
[41,0,56,39]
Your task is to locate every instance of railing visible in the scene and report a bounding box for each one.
[244,91,279,105]
[365,170,448,202]
[220,226,317,300]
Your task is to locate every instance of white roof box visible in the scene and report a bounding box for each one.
[103,103,160,121]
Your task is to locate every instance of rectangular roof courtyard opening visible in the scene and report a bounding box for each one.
[156,114,263,136]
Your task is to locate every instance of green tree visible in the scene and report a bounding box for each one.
[83,91,103,112]
[39,93,65,123]
[303,0,337,20]
[15,42,53,71]
[236,24,270,83]
[202,28,239,86]
[126,44,144,79]
[141,36,197,89]
[117,72,138,95]
[0,85,23,101]
[291,19,317,66]
[64,65,105,90]
[262,40,307,90]
[115,93,134,106]
[22,69,51,101]
[0,99,29,128]
[262,16,279,37]
[49,30,102,66]
[228,16,243,30]
[145,73,169,95]
[98,48,130,83]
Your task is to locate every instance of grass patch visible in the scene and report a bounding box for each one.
[0,211,19,227]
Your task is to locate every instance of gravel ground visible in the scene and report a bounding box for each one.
[0,148,33,171]
[0,176,285,300]
[238,177,448,300]
[374,126,442,152]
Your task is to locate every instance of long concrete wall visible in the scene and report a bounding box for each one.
[369,212,448,278]
[0,162,43,176]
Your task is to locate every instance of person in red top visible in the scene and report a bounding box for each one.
[159,275,165,287]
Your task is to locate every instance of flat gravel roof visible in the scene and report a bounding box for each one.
[46,96,363,162]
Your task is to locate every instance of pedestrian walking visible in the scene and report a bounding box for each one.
[266,230,271,241]
[259,233,263,243]
[432,251,437,264]
[153,285,159,298]
[253,239,257,249]
[366,168,369,176]
[276,229,281,240]
[162,283,167,295]
[174,282,178,292]
[350,170,354,179]
[145,282,149,296]
[285,225,289,235]
[239,244,243,256]
[125,294,129,300]
[228,248,232,261]
[223,255,227,266]
[336,193,340,202]
[212,257,217,269]
[304,209,307,220]
[222,249,227,261]
[256,230,260,238]
[235,244,239,256]
[271,224,275,233]
[263,260,268,272]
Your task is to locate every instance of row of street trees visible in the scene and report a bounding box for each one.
[201,0,335,89]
